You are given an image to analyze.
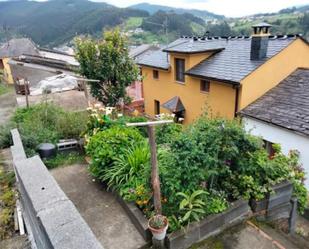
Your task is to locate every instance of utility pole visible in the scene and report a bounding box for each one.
[126,120,173,214]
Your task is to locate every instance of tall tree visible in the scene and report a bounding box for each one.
[75,29,139,106]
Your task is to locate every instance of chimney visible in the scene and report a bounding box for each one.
[250,22,272,60]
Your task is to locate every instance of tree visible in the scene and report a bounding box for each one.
[75,29,139,106]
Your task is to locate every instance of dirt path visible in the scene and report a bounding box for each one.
[51,164,147,249]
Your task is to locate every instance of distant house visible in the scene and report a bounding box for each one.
[127,44,159,105]
[8,48,79,88]
[136,23,309,124]
[0,38,39,84]
[240,68,309,188]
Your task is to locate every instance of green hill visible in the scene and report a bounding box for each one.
[0,0,148,46]
[129,2,224,20]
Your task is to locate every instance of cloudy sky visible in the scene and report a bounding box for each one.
[91,0,309,17]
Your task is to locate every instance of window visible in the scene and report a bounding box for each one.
[154,100,160,115]
[153,70,159,79]
[264,140,275,159]
[175,58,185,83]
[200,80,210,92]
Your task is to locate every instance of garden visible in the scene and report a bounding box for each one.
[84,106,308,241]
[0,102,88,168]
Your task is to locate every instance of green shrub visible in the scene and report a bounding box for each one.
[86,126,144,179]
[155,123,182,145]
[11,103,87,156]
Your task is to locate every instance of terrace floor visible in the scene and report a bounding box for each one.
[51,164,147,249]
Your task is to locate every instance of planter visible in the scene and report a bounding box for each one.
[148,215,168,240]
[167,199,250,249]
[249,180,293,215]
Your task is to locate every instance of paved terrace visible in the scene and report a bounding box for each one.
[51,164,147,249]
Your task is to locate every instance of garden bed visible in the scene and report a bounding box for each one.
[115,192,251,249]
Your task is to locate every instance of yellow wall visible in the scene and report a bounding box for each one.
[2,58,14,84]
[142,64,236,124]
[239,38,309,110]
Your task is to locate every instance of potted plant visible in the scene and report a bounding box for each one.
[148,214,168,240]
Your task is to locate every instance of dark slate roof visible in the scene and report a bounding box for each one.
[162,96,185,112]
[137,49,170,70]
[240,68,309,137]
[0,38,39,58]
[163,38,225,54]
[186,36,296,83]
[137,36,301,83]
[129,44,159,60]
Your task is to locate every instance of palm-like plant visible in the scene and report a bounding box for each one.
[176,190,207,223]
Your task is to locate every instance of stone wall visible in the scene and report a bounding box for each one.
[10,129,103,249]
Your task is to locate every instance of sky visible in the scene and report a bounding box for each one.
[91,0,309,17]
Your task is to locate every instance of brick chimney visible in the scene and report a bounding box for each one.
[250,22,272,60]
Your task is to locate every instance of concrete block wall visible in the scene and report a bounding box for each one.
[10,129,103,249]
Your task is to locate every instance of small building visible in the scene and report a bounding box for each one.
[240,68,309,188]
[137,24,309,124]
[0,38,39,84]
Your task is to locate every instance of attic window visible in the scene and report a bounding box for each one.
[175,58,185,83]
[153,70,159,79]
[200,80,210,92]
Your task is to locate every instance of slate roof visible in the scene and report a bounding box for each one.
[186,37,295,83]
[162,96,185,113]
[137,49,170,70]
[137,36,301,83]
[240,68,309,137]
[0,38,39,58]
[163,37,225,54]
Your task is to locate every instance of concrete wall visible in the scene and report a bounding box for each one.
[10,129,103,249]
[243,117,309,188]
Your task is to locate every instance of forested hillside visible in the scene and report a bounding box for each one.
[0,0,307,47]
[0,0,148,46]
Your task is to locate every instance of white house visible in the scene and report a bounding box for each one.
[240,68,309,188]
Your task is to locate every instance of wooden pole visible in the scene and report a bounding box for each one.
[25,79,29,108]
[147,125,162,214]
[127,120,173,215]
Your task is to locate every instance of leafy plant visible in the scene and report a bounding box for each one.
[86,126,144,179]
[102,141,150,191]
[176,190,207,223]
[149,215,167,229]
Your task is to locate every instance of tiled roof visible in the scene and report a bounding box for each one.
[0,38,39,58]
[137,49,170,70]
[240,68,309,137]
[137,36,300,83]
[186,37,296,83]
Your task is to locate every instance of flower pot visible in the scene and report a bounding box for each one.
[148,215,168,240]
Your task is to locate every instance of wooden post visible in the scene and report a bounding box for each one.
[147,125,162,214]
[127,120,173,215]
[25,79,29,108]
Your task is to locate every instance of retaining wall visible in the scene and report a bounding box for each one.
[10,129,103,249]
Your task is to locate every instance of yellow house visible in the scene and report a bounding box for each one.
[137,23,309,124]
[0,38,39,84]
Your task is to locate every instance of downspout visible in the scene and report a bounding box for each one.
[234,85,240,118]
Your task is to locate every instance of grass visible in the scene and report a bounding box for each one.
[0,84,11,96]
[0,163,16,240]
[124,17,143,31]
[43,151,85,169]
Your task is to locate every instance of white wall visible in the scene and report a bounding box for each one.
[243,117,309,188]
